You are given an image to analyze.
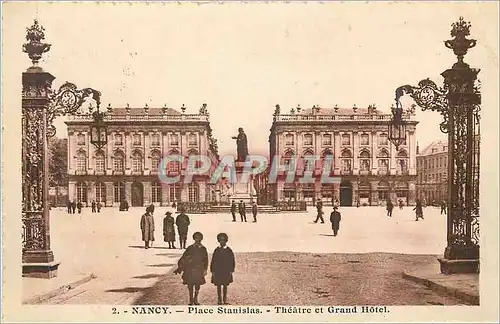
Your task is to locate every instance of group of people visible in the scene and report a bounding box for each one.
[139,204,191,249]
[314,200,342,236]
[173,232,236,305]
[230,200,258,223]
[66,200,83,214]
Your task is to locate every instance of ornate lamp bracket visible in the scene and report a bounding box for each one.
[46,83,102,137]
[395,79,449,133]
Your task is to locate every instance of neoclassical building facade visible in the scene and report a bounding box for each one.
[65,104,219,207]
[268,104,419,206]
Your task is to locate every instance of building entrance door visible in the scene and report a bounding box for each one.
[131,182,144,206]
[340,180,353,206]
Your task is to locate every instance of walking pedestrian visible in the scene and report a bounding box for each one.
[238,200,247,222]
[210,233,235,305]
[251,201,258,222]
[314,199,325,223]
[230,200,237,222]
[440,200,447,215]
[398,199,404,210]
[66,200,72,214]
[77,201,83,214]
[386,199,394,217]
[413,199,424,221]
[97,201,102,213]
[172,200,177,209]
[163,211,176,249]
[330,206,341,236]
[71,201,76,214]
[140,205,155,249]
[91,200,96,213]
[176,207,191,249]
[173,232,208,306]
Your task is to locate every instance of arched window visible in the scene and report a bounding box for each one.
[95,151,105,172]
[188,183,199,203]
[76,150,87,172]
[95,182,106,203]
[169,183,181,203]
[76,181,87,203]
[167,149,181,173]
[151,181,162,203]
[302,149,314,171]
[132,151,143,172]
[341,149,352,158]
[150,150,161,173]
[359,150,371,172]
[283,149,295,168]
[378,148,390,158]
[397,150,408,173]
[114,182,125,203]
[113,151,124,172]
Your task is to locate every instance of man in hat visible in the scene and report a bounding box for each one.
[140,205,155,249]
[176,206,191,249]
[330,206,341,237]
[314,199,324,223]
[230,200,237,222]
[238,200,247,222]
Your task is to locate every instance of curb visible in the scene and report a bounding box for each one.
[23,273,97,304]
[402,271,479,305]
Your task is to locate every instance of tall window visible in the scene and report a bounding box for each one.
[397,150,408,172]
[151,181,162,203]
[77,134,85,145]
[285,134,294,146]
[341,134,350,146]
[378,159,389,171]
[114,182,125,203]
[132,134,141,146]
[151,134,160,146]
[151,151,161,172]
[303,151,314,172]
[283,151,294,169]
[167,160,181,173]
[113,152,124,172]
[95,152,105,172]
[132,151,143,172]
[359,151,371,171]
[322,134,332,146]
[170,134,179,146]
[95,182,106,203]
[379,133,388,146]
[360,133,369,146]
[76,151,87,172]
[188,183,199,202]
[114,134,123,146]
[303,134,313,146]
[76,182,87,203]
[169,183,181,202]
[188,134,197,147]
[341,149,352,172]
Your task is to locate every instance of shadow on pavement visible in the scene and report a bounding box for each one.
[132,274,163,279]
[128,245,172,250]
[155,253,183,257]
[106,287,149,293]
[318,234,337,237]
[148,263,176,267]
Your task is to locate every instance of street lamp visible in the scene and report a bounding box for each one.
[90,102,107,149]
[392,17,480,274]
[388,103,407,152]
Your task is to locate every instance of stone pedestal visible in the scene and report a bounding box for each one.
[438,258,479,274]
[228,162,256,204]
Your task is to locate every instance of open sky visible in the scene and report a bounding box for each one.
[2,2,498,156]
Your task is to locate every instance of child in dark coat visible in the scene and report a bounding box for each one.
[210,233,235,305]
[173,232,208,305]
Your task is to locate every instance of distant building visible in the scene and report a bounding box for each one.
[416,135,480,204]
[268,104,419,206]
[416,140,448,203]
[65,104,219,207]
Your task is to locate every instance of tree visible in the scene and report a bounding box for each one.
[48,137,68,187]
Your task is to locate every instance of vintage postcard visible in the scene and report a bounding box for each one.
[1,1,499,323]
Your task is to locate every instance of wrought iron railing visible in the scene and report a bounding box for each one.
[177,202,213,214]
[275,201,307,211]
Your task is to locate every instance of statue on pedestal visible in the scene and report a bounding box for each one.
[232,127,248,162]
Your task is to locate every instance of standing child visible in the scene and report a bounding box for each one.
[173,232,208,305]
[210,233,235,305]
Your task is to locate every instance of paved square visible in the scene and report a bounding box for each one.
[24,206,449,304]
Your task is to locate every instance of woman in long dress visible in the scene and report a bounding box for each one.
[163,211,176,249]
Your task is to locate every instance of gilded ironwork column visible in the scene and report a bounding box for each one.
[21,19,103,278]
[21,20,59,278]
[394,17,480,274]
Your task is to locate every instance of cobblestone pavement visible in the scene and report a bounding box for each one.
[134,252,468,306]
[27,205,449,304]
